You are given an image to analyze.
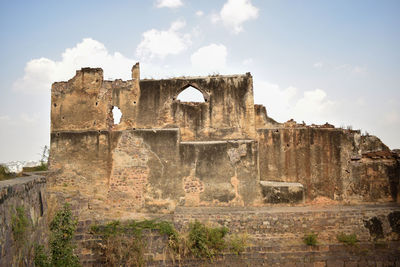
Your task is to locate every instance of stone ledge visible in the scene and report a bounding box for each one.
[260,180,305,204]
[0,175,46,204]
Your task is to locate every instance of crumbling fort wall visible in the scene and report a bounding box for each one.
[4,62,393,266]
[258,128,400,202]
[48,63,399,221]
[0,174,48,266]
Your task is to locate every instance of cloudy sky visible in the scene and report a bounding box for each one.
[0,0,399,162]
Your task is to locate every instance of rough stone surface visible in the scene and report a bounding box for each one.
[260,181,305,203]
[75,204,400,266]
[48,64,400,219]
[257,128,399,202]
[43,63,400,266]
[0,174,48,266]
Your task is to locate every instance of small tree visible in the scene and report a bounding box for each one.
[35,203,81,267]
[39,145,49,169]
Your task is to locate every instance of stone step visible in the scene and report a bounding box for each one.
[260,181,305,204]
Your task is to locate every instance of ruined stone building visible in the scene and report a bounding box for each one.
[2,63,400,266]
[47,63,399,220]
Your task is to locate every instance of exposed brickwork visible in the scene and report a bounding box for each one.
[74,204,400,266]
[45,64,400,266]
[109,132,150,209]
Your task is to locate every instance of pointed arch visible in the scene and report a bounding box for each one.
[174,83,210,103]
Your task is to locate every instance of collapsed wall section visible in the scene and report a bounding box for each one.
[48,64,399,222]
[51,67,256,142]
[137,74,256,141]
[51,64,140,132]
[257,127,399,202]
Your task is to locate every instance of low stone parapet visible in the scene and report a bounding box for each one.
[0,174,48,266]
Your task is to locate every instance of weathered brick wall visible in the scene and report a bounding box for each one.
[48,128,260,220]
[0,174,48,266]
[51,65,140,132]
[52,66,256,141]
[138,74,256,141]
[257,128,399,202]
[173,205,400,245]
[75,204,400,266]
[49,65,400,223]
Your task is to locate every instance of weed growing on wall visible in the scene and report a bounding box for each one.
[11,206,29,248]
[337,233,359,246]
[34,203,81,267]
[91,219,180,266]
[0,165,14,180]
[303,232,318,246]
[91,219,249,265]
[228,233,249,255]
[187,220,229,260]
[23,146,49,172]
[103,234,145,267]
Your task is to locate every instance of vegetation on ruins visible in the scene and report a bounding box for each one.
[90,219,248,266]
[303,232,318,246]
[90,219,179,266]
[34,203,81,267]
[0,165,14,180]
[23,145,49,172]
[187,220,229,260]
[337,233,359,246]
[23,163,48,172]
[11,206,29,248]
[228,232,249,255]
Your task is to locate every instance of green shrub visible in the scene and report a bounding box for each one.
[49,203,80,267]
[23,162,48,172]
[90,219,246,263]
[0,165,14,180]
[34,244,51,267]
[303,232,318,246]
[158,221,180,251]
[228,233,248,255]
[35,203,81,267]
[25,145,49,172]
[103,234,145,267]
[188,220,228,260]
[11,206,29,247]
[337,233,358,246]
[90,219,180,266]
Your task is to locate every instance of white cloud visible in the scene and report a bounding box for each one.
[20,113,40,124]
[253,80,336,124]
[155,0,183,8]
[14,38,136,93]
[253,81,297,121]
[384,110,399,125]
[190,44,227,73]
[0,115,10,122]
[196,10,204,17]
[352,66,366,74]
[136,20,191,60]
[313,62,323,68]
[242,58,253,66]
[292,89,335,123]
[213,0,259,34]
[336,64,366,74]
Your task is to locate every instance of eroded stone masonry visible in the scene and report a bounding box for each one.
[47,63,400,220]
[43,64,400,266]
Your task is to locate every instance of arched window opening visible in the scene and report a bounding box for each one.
[112,106,122,125]
[176,86,205,103]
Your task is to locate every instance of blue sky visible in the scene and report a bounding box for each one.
[0,0,399,161]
